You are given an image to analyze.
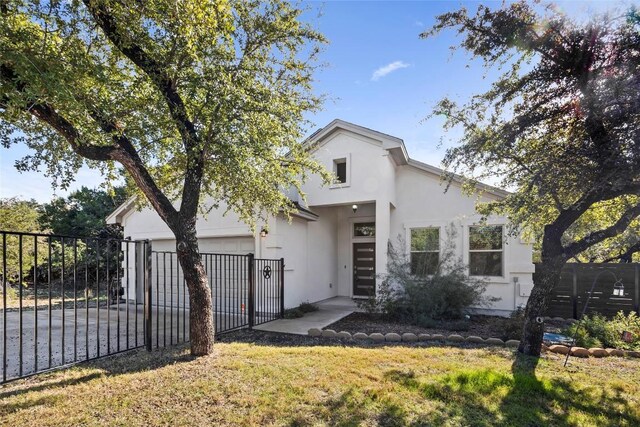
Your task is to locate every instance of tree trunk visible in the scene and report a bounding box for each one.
[174,226,215,356]
[518,254,567,355]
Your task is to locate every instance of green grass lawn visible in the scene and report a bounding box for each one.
[0,336,638,426]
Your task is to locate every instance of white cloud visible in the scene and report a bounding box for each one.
[371,61,410,81]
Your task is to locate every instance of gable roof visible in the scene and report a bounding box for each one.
[106,196,319,225]
[304,119,509,199]
[107,119,509,223]
[105,196,136,225]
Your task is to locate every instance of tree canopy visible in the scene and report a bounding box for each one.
[424,1,640,355]
[424,2,640,265]
[1,0,328,227]
[1,0,329,355]
[39,186,127,238]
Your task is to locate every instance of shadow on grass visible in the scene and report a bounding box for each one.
[287,387,410,427]
[0,344,196,413]
[383,352,639,426]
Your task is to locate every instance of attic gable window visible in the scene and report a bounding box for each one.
[333,158,347,184]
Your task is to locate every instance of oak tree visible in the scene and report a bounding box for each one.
[1,0,327,355]
[424,2,640,355]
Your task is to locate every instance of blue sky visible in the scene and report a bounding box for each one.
[0,0,625,202]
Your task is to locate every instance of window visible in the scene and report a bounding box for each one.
[410,228,439,275]
[334,158,347,184]
[354,222,375,237]
[469,225,503,277]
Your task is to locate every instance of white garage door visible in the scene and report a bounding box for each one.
[152,237,254,310]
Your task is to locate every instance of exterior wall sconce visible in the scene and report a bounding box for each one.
[352,204,358,213]
[260,228,268,238]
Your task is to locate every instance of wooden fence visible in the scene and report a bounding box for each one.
[539,263,640,319]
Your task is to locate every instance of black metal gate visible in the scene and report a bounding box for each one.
[1,230,284,384]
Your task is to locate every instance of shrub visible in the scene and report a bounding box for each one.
[501,307,525,341]
[283,302,319,319]
[283,308,304,319]
[3,285,18,304]
[564,311,640,350]
[298,301,318,313]
[359,226,499,324]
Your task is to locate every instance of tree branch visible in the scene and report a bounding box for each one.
[82,0,198,146]
[28,103,118,161]
[601,241,640,263]
[82,0,205,219]
[84,108,180,225]
[564,203,640,258]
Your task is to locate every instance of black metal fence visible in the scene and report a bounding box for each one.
[1,231,284,384]
[253,258,285,326]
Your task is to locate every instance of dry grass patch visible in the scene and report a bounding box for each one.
[0,338,638,426]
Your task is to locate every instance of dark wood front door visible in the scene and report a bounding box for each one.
[353,242,376,297]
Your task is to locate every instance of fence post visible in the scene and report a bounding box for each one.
[572,265,578,319]
[144,240,153,351]
[279,258,285,318]
[248,253,255,329]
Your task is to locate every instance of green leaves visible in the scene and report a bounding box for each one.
[424,1,640,261]
[1,0,328,231]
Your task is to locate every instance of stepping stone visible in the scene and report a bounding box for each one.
[626,350,640,358]
[417,334,431,341]
[447,334,465,342]
[588,348,608,358]
[402,333,418,342]
[321,329,337,338]
[570,347,589,358]
[485,338,505,346]
[369,333,385,342]
[337,331,352,339]
[605,348,624,357]
[353,332,368,340]
[466,336,484,344]
[308,328,322,337]
[505,340,520,348]
[548,345,570,355]
[429,334,445,341]
[385,333,401,342]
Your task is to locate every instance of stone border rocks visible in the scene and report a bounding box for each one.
[308,328,638,359]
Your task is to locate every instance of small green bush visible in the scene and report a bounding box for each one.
[359,226,499,324]
[283,308,304,319]
[3,285,18,304]
[283,302,319,319]
[298,301,318,313]
[564,311,640,350]
[501,307,525,341]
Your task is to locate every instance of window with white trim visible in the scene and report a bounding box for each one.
[333,158,347,184]
[410,228,440,275]
[469,225,503,277]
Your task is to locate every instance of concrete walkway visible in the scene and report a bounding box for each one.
[254,296,357,335]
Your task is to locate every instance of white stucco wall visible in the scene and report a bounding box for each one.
[303,130,397,207]
[114,121,534,315]
[265,208,339,308]
[121,198,252,241]
[391,166,534,314]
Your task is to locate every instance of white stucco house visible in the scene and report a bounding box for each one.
[107,119,534,315]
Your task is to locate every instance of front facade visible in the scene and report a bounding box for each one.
[108,120,535,315]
